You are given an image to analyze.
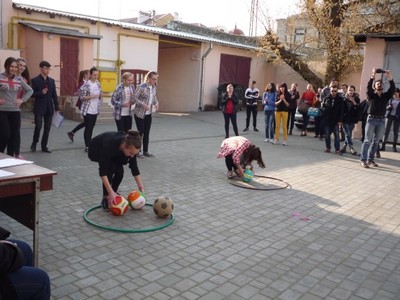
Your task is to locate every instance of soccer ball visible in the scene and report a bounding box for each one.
[153,196,174,218]
[110,195,129,216]
[127,190,146,209]
[242,168,254,182]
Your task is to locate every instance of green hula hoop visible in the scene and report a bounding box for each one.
[83,203,175,233]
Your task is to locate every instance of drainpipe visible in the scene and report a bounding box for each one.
[198,43,213,111]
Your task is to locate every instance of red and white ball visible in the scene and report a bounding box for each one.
[127,190,146,210]
[110,195,129,216]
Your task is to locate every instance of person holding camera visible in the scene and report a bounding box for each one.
[360,68,395,168]
[380,87,400,152]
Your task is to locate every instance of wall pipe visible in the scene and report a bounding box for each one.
[198,43,213,111]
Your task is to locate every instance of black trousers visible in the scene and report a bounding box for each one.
[135,114,152,153]
[83,113,98,147]
[102,163,124,196]
[287,108,296,131]
[223,112,239,138]
[33,111,52,149]
[0,111,21,156]
[115,115,133,133]
[245,105,258,129]
[225,154,238,171]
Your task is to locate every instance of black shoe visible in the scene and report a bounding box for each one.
[376,151,381,158]
[67,132,74,142]
[350,147,357,155]
[361,161,369,168]
[340,145,347,154]
[393,147,397,152]
[41,148,52,153]
[380,145,385,151]
[30,143,36,152]
[253,128,259,132]
[101,197,109,210]
[243,127,249,132]
[368,160,378,167]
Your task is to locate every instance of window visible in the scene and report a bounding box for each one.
[294,28,306,44]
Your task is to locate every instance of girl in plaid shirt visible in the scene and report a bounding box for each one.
[218,136,265,179]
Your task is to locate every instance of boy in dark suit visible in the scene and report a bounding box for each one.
[30,61,59,153]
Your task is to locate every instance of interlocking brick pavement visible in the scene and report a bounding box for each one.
[1,111,400,299]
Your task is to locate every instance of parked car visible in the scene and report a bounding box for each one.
[294,108,315,129]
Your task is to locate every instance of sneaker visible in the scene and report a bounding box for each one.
[253,128,259,132]
[143,152,155,158]
[15,154,25,160]
[324,148,331,153]
[243,127,249,132]
[282,140,287,146]
[67,131,74,142]
[101,197,109,210]
[264,138,269,143]
[227,171,234,179]
[335,150,342,155]
[272,139,279,145]
[360,161,369,168]
[368,160,378,167]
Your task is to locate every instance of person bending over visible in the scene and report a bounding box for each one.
[88,130,144,209]
[217,136,265,179]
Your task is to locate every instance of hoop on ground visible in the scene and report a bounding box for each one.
[228,174,290,190]
[83,203,175,233]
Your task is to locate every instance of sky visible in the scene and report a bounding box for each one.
[15,0,299,36]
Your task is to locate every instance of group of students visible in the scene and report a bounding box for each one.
[67,70,159,157]
[0,57,62,157]
[220,68,398,170]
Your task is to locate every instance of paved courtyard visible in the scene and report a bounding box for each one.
[1,110,400,299]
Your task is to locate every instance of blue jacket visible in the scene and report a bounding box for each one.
[262,91,276,111]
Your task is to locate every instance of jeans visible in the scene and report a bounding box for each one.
[324,123,340,150]
[223,112,239,138]
[275,111,288,141]
[32,111,52,149]
[245,105,258,129]
[83,113,98,147]
[7,240,51,300]
[314,116,322,137]
[302,112,310,131]
[135,114,152,153]
[360,116,385,161]
[343,123,355,146]
[383,115,400,146]
[264,110,274,139]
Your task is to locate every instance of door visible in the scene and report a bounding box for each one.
[219,54,251,86]
[60,38,79,97]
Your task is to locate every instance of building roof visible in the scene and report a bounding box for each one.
[354,33,400,43]
[19,21,102,39]
[12,2,262,52]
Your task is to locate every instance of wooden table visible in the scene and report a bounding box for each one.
[0,153,56,266]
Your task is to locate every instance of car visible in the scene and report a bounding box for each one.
[294,108,316,129]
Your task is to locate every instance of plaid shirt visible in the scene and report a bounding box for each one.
[133,83,158,119]
[111,83,135,120]
[79,80,102,116]
[217,136,252,164]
